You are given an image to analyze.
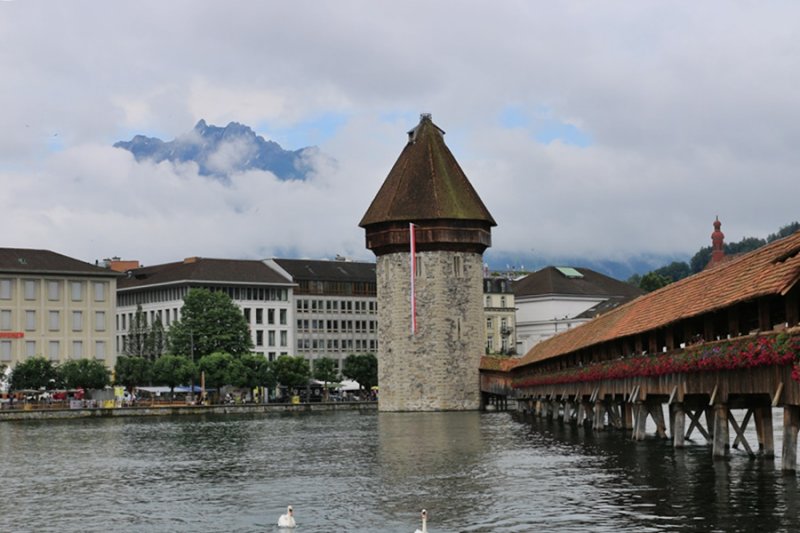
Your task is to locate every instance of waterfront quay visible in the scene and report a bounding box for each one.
[0,399,376,422]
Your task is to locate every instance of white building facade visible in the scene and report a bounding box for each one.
[269,258,377,373]
[116,257,295,361]
[514,266,643,355]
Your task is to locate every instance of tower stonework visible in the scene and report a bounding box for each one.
[360,115,496,411]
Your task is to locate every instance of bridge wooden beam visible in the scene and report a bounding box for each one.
[782,405,800,472]
[729,409,755,458]
[712,403,730,458]
[754,405,775,458]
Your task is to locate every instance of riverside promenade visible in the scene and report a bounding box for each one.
[0,400,377,422]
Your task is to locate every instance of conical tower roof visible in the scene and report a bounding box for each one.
[359,114,496,227]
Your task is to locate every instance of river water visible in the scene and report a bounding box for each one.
[1,410,798,532]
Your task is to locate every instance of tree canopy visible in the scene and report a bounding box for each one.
[114,356,152,391]
[274,355,310,390]
[9,357,60,391]
[152,354,196,395]
[342,353,377,391]
[60,359,111,391]
[168,288,253,358]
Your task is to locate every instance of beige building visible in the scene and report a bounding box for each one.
[0,248,119,369]
[484,277,516,355]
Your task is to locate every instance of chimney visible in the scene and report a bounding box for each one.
[710,216,725,266]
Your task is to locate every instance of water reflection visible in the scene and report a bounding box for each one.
[1,411,799,532]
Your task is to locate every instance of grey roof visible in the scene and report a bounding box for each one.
[0,248,119,277]
[513,266,644,299]
[118,257,293,290]
[272,258,376,282]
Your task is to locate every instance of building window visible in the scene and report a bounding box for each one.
[0,279,11,300]
[24,280,36,300]
[49,310,60,331]
[49,341,60,361]
[256,308,263,324]
[0,310,11,330]
[486,317,492,331]
[95,311,106,332]
[500,296,506,308]
[0,341,11,361]
[25,340,36,358]
[487,337,494,352]
[243,308,251,323]
[280,331,287,347]
[95,341,106,360]
[25,310,36,331]
[256,330,264,347]
[280,309,287,325]
[94,282,106,302]
[485,296,491,307]
[47,280,60,301]
[268,331,275,347]
[72,340,83,359]
[72,311,83,331]
[70,281,83,301]
[268,309,275,325]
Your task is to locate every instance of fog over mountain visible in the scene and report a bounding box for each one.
[114,120,318,181]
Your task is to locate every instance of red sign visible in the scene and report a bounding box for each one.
[0,332,24,339]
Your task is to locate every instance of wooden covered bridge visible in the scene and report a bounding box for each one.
[480,230,800,471]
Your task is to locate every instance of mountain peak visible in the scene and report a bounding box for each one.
[114,119,316,181]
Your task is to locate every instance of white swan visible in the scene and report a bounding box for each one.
[278,505,296,528]
[414,509,428,533]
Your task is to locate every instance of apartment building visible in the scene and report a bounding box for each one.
[116,257,295,360]
[269,258,377,372]
[484,277,517,355]
[0,248,119,368]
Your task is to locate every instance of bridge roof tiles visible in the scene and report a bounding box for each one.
[515,230,800,368]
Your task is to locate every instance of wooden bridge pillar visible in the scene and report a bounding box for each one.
[754,406,775,458]
[623,402,634,430]
[671,402,686,448]
[782,405,800,472]
[633,401,648,440]
[563,400,573,424]
[581,400,593,428]
[712,403,730,458]
[594,401,605,431]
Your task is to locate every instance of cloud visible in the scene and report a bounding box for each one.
[1,1,799,271]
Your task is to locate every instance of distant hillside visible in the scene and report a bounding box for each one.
[114,120,317,181]
[483,251,686,281]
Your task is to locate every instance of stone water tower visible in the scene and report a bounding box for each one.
[359,114,496,411]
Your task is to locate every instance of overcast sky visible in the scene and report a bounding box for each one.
[1,1,798,269]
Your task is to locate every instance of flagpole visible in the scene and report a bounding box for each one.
[410,222,417,334]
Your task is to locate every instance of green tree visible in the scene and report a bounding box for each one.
[125,304,149,357]
[313,357,340,401]
[147,315,166,359]
[342,353,378,392]
[197,352,235,400]
[59,359,110,391]
[152,354,196,397]
[114,356,152,392]
[168,289,253,358]
[639,272,671,293]
[767,221,800,242]
[9,357,60,391]
[627,273,642,287]
[274,355,311,392]
[653,261,691,283]
[690,246,713,274]
[225,356,253,389]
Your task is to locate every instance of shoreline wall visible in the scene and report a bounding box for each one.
[0,401,377,422]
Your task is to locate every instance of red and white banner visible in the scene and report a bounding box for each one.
[410,222,417,334]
